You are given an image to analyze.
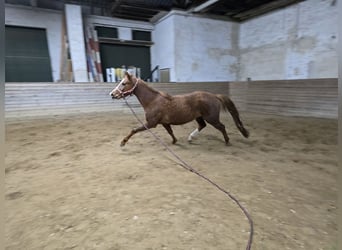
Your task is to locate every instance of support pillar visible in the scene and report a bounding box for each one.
[65,4,88,82]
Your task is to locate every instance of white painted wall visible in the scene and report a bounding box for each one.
[152,11,238,82]
[5,4,62,82]
[174,13,238,82]
[119,27,132,40]
[151,14,176,81]
[239,0,338,80]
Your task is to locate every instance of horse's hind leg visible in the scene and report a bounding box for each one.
[162,124,177,144]
[212,122,230,145]
[188,117,206,142]
[205,117,230,145]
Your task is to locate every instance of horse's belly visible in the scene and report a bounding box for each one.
[161,109,198,125]
[158,96,204,125]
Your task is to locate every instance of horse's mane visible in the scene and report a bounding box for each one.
[159,91,173,100]
[138,78,173,100]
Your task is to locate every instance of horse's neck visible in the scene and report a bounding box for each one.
[134,80,163,107]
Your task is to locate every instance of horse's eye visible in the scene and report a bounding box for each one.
[122,82,126,86]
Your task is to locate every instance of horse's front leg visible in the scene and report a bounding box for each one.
[162,124,177,144]
[120,125,146,147]
[120,123,156,147]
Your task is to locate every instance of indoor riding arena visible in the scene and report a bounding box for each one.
[5,1,338,250]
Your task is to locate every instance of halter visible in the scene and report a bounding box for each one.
[118,78,139,98]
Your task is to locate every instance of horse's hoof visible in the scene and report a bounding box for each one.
[225,142,232,146]
[120,141,126,147]
[187,138,193,144]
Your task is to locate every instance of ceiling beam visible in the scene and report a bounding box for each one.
[191,0,221,13]
[232,0,304,21]
[30,0,37,7]
[111,0,123,13]
[111,13,151,22]
[119,4,169,13]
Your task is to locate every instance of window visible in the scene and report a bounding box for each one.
[132,30,151,41]
[95,26,118,39]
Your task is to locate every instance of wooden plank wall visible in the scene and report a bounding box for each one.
[6,83,119,118]
[230,78,338,119]
[5,82,229,119]
[5,79,337,119]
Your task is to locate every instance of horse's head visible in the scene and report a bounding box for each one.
[109,72,138,99]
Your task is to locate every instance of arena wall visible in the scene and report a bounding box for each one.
[5,79,337,119]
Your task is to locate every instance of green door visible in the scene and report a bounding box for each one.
[99,43,151,82]
[5,26,53,82]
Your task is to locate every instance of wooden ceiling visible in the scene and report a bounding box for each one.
[6,0,305,22]
[108,0,304,22]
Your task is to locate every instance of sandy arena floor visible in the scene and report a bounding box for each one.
[5,111,337,250]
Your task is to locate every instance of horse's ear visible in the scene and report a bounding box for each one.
[125,71,132,81]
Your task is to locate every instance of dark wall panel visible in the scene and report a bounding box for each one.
[99,43,150,81]
[5,26,53,82]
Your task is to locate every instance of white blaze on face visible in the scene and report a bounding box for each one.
[109,78,126,97]
[188,128,199,142]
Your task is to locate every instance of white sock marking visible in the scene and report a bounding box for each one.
[188,128,199,142]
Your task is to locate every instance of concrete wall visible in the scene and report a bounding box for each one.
[5,0,338,83]
[239,0,338,81]
[152,11,238,82]
[5,4,63,82]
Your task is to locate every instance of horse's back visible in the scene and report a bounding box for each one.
[173,91,221,115]
[174,91,218,101]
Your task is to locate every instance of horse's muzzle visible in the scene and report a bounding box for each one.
[111,92,122,99]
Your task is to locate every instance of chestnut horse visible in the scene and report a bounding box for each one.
[110,72,249,146]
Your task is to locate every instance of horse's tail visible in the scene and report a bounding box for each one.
[216,95,249,138]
